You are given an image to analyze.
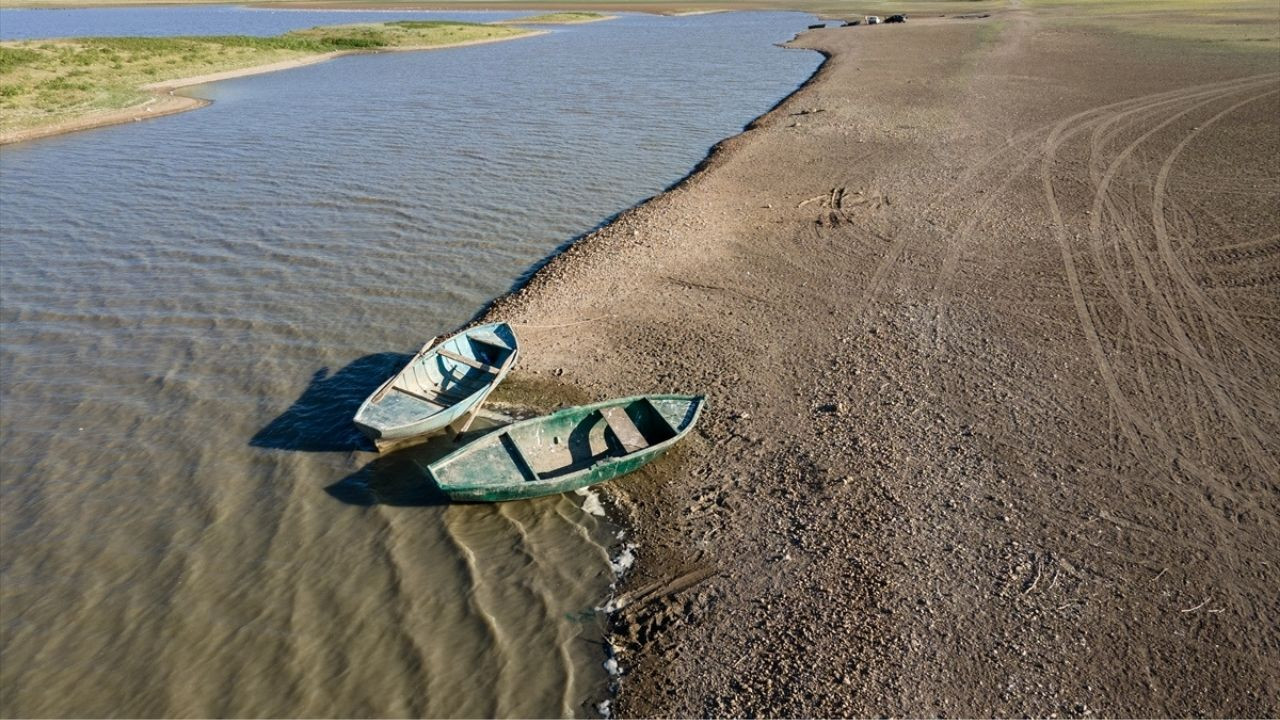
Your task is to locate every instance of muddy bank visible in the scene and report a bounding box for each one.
[479,8,1280,717]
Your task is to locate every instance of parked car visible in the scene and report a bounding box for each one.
[865,15,881,24]
[886,14,907,23]
[844,19,862,26]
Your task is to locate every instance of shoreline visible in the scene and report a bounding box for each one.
[475,29,835,709]
[474,6,1280,716]
[0,31,544,146]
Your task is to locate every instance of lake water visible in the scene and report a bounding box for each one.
[0,7,820,717]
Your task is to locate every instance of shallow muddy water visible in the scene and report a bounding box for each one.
[0,8,820,717]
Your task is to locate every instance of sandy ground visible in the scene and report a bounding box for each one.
[478,8,1280,717]
[0,33,543,146]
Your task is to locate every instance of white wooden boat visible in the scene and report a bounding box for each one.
[353,323,518,451]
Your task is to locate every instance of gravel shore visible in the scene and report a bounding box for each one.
[481,7,1279,716]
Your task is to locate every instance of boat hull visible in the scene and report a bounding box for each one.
[354,396,476,446]
[439,445,674,502]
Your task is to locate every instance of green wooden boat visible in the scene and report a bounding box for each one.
[425,394,705,502]
[354,323,518,451]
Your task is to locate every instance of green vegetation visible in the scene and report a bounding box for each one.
[0,21,531,136]
[1023,0,1279,50]
[972,18,1007,49]
[498,12,612,24]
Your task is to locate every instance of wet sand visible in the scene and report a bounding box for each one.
[0,33,543,146]
[477,8,1280,717]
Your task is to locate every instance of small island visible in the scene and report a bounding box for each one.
[496,12,616,25]
[0,20,539,144]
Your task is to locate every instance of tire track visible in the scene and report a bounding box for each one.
[932,74,1274,320]
[1086,78,1280,362]
[1096,82,1280,397]
[1038,81,1255,482]
[1148,86,1280,475]
[1086,80,1280,390]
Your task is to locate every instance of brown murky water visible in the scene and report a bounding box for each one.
[0,9,820,717]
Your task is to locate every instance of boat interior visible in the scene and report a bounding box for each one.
[509,398,682,481]
[386,329,515,410]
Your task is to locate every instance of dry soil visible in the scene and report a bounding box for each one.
[480,7,1279,717]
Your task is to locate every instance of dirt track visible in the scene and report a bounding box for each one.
[483,7,1280,716]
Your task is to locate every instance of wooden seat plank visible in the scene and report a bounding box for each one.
[393,385,446,407]
[498,433,539,483]
[437,348,499,374]
[467,331,513,351]
[643,398,680,436]
[394,382,479,407]
[601,407,648,454]
[435,385,481,403]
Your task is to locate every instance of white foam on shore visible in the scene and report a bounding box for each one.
[575,487,607,516]
[610,542,637,575]
[569,484,632,717]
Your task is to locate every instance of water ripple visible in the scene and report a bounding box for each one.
[0,9,820,718]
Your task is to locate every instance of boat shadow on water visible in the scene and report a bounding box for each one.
[325,428,497,507]
[250,352,410,453]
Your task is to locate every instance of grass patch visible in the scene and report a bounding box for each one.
[0,47,42,72]
[1023,0,1279,51]
[973,17,1006,46]
[0,21,532,135]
